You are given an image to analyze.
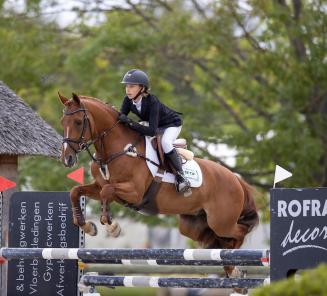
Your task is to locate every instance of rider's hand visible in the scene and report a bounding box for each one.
[119,114,135,128]
[119,113,131,124]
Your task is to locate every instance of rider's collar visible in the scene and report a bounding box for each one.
[132,97,142,105]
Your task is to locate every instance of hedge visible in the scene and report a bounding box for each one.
[253,264,327,296]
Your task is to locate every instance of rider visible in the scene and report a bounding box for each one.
[118,69,191,193]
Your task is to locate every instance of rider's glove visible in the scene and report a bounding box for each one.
[118,114,133,126]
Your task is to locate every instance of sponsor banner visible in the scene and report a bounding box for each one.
[270,188,327,281]
[8,192,83,296]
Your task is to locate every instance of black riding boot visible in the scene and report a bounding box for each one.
[166,149,191,193]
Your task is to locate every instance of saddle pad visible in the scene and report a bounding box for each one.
[145,137,203,187]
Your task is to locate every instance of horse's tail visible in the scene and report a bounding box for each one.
[237,177,259,233]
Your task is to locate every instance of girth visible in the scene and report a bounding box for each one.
[116,168,165,216]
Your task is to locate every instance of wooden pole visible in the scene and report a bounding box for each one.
[0,155,18,296]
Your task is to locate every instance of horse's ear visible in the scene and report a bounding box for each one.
[72,93,81,105]
[58,91,68,105]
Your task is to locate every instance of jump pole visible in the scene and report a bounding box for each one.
[79,274,270,289]
[0,248,269,263]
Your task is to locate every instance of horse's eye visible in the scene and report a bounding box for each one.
[75,120,82,126]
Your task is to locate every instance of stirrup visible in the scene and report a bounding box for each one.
[176,182,190,193]
[175,173,191,193]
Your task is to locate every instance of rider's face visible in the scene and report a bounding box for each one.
[125,84,143,100]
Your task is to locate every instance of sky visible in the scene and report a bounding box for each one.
[4,0,212,27]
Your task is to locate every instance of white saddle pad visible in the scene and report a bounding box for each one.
[145,137,203,187]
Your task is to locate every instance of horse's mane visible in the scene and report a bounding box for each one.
[78,95,138,136]
[78,95,119,115]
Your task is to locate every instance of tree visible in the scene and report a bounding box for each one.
[1,0,326,221]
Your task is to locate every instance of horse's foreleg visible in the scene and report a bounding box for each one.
[98,181,141,237]
[70,183,100,236]
[100,184,121,237]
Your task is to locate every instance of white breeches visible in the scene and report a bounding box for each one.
[161,126,182,153]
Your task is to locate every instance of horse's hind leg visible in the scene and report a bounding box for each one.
[70,182,100,236]
[179,214,247,294]
[178,214,211,245]
[206,215,250,294]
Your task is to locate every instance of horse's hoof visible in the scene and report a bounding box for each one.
[228,267,248,294]
[230,266,242,278]
[106,221,121,238]
[233,288,248,295]
[83,221,98,236]
[100,216,108,225]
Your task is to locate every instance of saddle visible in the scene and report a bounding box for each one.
[137,121,194,170]
[151,135,194,171]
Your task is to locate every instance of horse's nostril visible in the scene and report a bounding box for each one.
[64,154,74,167]
[68,155,73,165]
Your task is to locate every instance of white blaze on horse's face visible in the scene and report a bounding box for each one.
[63,127,70,165]
[61,115,79,168]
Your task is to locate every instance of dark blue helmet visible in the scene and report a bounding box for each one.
[121,69,149,88]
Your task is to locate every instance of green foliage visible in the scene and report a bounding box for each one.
[1,0,327,224]
[18,154,93,192]
[254,264,327,296]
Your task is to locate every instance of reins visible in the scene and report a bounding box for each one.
[62,102,160,169]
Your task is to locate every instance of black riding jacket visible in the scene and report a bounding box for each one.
[120,94,182,137]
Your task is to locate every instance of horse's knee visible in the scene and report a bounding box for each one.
[100,184,115,199]
[70,186,82,201]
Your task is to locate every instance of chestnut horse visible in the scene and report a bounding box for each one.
[59,93,259,279]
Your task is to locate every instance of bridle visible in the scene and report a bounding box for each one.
[62,101,160,169]
[62,107,91,154]
[62,104,121,165]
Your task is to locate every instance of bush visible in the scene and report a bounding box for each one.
[253,264,327,296]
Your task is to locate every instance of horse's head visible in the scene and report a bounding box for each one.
[59,92,93,167]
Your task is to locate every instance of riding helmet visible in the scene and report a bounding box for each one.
[121,69,149,88]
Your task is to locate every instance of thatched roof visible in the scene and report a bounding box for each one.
[0,81,62,158]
